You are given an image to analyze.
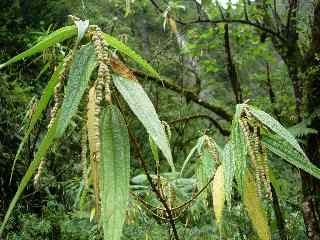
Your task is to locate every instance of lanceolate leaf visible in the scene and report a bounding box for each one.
[180,136,205,176]
[231,122,247,194]
[196,147,215,205]
[262,134,320,180]
[222,142,234,208]
[102,33,160,78]
[243,171,271,240]
[0,111,62,236]
[212,165,225,225]
[0,26,77,69]
[113,75,175,172]
[9,63,64,183]
[100,105,130,240]
[248,105,306,158]
[56,43,97,137]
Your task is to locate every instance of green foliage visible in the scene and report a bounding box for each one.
[2,2,320,238]
[231,118,247,194]
[56,43,96,137]
[0,26,77,69]
[100,105,130,240]
[0,111,62,235]
[102,33,160,78]
[248,105,306,157]
[262,134,320,179]
[113,75,174,172]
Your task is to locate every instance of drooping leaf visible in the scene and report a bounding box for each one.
[231,121,247,194]
[102,33,160,78]
[56,43,97,137]
[222,142,234,208]
[196,147,214,205]
[248,105,306,158]
[113,75,175,172]
[212,165,225,225]
[0,111,62,236]
[100,105,130,240]
[9,63,65,183]
[180,136,205,176]
[262,134,320,180]
[0,26,77,69]
[243,171,271,240]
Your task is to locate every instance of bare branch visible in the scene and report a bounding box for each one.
[132,69,233,121]
[169,114,230,136]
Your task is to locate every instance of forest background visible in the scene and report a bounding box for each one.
[0,0,320,239]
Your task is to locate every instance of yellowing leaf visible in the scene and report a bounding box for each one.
[243,172,271,240]
[212,165,225,225]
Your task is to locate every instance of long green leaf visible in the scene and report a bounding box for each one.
[102,33,160,78]
[0,26,77,69]
[56,43,97,137]
[113,75,175,172]
[9,63,65,183]
[248,105,306,158]
[231,121,247,194]
[180,136,205,176]
[222,142,234,208]
[100,105,130,240]
[0,111,61,236]
[196,146,215,205]
[262,134,320,180]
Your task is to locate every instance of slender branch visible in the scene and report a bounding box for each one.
[185,18,286,42]
[224,23,243,103]
[169,114,230,136]
[243,0,249,20]
[132,69,233,121]
[266,63,280,120]
[114,93,180,240]
[148,0,285,42]
[271,184,287,240]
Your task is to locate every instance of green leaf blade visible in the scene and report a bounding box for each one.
[102,33,160,78]
[113,75,175,172]
[56,43,97,137]
[100,105,130,240]
[231,122,247,194]
[262,134,320,180]
[248,105,306,158]
[0,26,77,69]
